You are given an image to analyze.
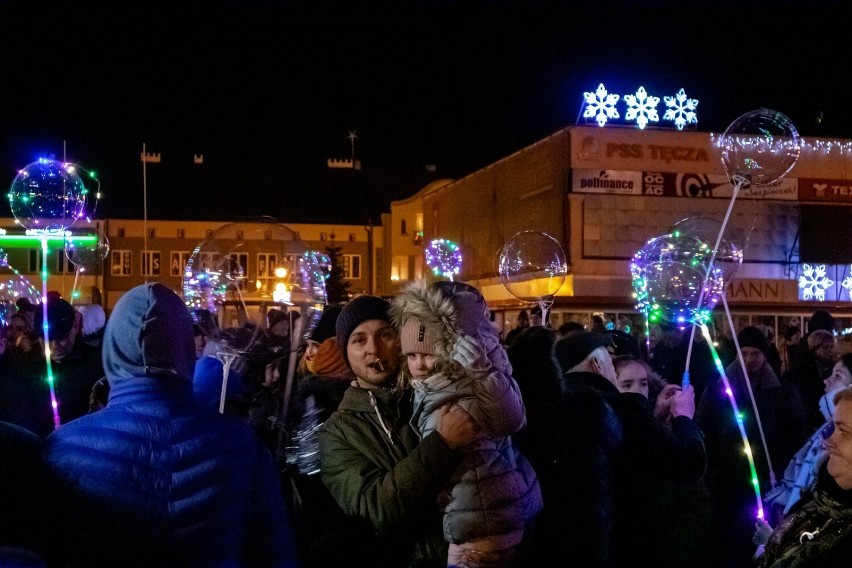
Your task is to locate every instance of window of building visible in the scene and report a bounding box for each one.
[343,254,361,280]
[401,219,407,234]
[56,250,71,274]
[257,253,277,279]
[111,250,132,276]
[177,229,185,239]
[170,251,191,277]
[349,233,355,242]
[198,252,220,272]
[226,253,249,290]
[391,255,408,281]
[117,227,126,238]
[147,228,156,239]
[28,250,42,273]
[142,251,161,277]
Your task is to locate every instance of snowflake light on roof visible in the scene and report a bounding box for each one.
[623,86,660,129]
[799,264,833,301]
[583,83,620,127]
[663,88,698,131]
[841,266,852,300]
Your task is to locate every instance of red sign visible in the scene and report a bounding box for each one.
[799,178,852,202]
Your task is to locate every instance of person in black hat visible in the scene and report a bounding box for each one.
[31,297,101,424]
[696,326,807,566]
[317,295,481,567]
[556,330,706,567]
[503,309,529,346]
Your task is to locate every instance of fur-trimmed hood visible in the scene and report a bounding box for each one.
[390,279,512,376]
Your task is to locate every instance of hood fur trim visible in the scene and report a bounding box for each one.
[390,280,458,361]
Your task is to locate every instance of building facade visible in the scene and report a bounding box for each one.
[386,125,852,340]
[0,217,382,318]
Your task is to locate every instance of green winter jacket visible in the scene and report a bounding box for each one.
[319,382,462,567]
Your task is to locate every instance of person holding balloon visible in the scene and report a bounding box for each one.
[390,280,542,567]
[695,326,807,567]
[556,330,706,568]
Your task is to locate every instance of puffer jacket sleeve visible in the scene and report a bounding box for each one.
[469,368,526,437]
[319,418,460,534]
[246,439,299,567]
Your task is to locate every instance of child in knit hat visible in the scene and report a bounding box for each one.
[390,280,542,567]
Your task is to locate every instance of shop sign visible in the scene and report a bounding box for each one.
[799,178,852,203]
[572,169,642,195]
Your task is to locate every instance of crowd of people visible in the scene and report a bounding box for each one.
[1,284,852,567]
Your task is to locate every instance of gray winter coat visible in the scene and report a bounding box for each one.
[391,280,543,545]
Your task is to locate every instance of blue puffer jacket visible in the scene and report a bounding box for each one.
[43,283,298,567]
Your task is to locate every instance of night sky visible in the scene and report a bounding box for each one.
[0,0,849,223]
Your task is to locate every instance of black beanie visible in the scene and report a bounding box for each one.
[310,305,342,343]
[336,296,392,367]
[737,326,768,355]
[34,298,77,339]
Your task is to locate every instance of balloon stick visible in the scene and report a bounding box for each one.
[699,322,766,521]
[720,293,776,487]
[682,175,746,388]
[40,236,61,429]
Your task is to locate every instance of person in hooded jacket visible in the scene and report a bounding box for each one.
[42,283,297,567]
[390,280,542,567]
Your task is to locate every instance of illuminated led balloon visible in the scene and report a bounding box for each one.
[426,238,462,281]
[630,232,724,325]
[719,108,801,185]
[182,219,327,350]
[0,260,42,324]
[65,231,110,272]
[671,217,743,281]
[8,159,93,230]
[498,231,568,303]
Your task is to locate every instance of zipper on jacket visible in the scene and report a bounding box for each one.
[368,391,394,444]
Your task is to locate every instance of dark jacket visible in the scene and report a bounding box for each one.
[696,360,807,567]
[565,370,707,568]
[319,383,462,567]
[508,326,622,568]
[757,465,852,568]
[0,352,55,437]
[43,283,297,567]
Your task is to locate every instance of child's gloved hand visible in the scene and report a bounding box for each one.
[451,334,491,372]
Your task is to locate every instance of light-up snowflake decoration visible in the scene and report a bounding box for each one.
[583,83,620,127]
[663,88,699,131]
[579,83,700,130]
[841,266,852,300]
[623,86,660,129]
[799,264,833,301]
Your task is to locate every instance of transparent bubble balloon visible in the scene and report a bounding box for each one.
[671,217,743,282]
[630,232,725,325]
[65,230,110,272]
[0,260,42,324]
[498,231,568,303]
[8,159,92,230]
[719,108,801,185]
[182,218,327,352]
